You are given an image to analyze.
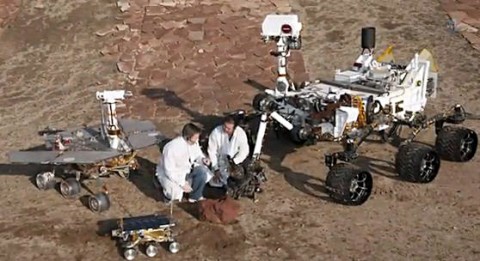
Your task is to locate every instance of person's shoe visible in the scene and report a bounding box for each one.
[188,196,205,203]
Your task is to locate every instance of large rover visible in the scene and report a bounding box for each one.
[244,14,478,205]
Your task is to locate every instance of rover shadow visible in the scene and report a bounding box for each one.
[176,201,199,220]
[129,156,165,202]
[0,144,56,177]
[96,218,119,237]
[264,136,334,202]
[141,87,224,132]
[351,155,403,181]
[244,78,271,92]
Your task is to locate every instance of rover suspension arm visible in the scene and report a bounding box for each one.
[324,124,378,168]
[404,104,478,142]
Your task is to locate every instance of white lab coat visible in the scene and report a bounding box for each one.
[207,125,250,184]
[155,136,210,201]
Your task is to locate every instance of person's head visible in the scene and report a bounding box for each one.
[222,115,236,136]
[182,123,202,144]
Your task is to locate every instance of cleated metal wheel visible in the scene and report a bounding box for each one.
[59,178,81,198]
[123,247,138,261]
[435,126,478,162]
[325,163,373,206]
[88,192,111,213]
[395,142,441,183]
[168,241,180,254]
[144,243,159,258]
[35,171,56,190]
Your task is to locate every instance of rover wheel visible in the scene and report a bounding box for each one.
[252,93,270,112]
[123,247,138,261]
[395,142,441,183]
[35,171,56,190]
[290,126,309,144]
[88,192,111,213]
[168,241,180,254]
[144,243,159,258]
[226,186,240,200]
[59,178,81,198]
[435,126,478,162]
[325,163,373,206]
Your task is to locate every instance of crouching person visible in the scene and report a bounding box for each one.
[207,115,250,188]
[156,123,213,203]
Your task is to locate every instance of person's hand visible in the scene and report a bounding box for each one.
[182,183,192,193]
[202,157,211,166]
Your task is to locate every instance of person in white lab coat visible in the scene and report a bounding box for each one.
[155,123,213,203]
[207,115,250,188]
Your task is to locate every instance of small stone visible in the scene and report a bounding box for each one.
[159,0,176,7]
[198,48,204,53]
[159,20,186,30]
[187,17,206,24]
[34,2,45,9]
[117,0,131,12]
[128,71,140,80]
[95,29,115,37]
[188,31,204,41]
[455,22,479,33]
[116,24,129,31]
[100,45,119,56]
[145,6,165,16]
[117,61,134,73]
[148,0,163,5]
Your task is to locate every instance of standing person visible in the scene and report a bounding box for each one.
[155,123,213,203]
[207,115,250,188]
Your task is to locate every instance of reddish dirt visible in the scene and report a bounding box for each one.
[0,0,479,260]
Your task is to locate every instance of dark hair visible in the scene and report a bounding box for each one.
[182,123,202,140]
[223,115,236,125]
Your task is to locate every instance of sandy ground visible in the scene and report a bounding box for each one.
[0,0,479,260]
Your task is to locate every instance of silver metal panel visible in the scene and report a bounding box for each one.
[8,150,121,164]
[8,151,61,164]
[118,119,157,134]
[51,150,122,164]
[126,132,160,150]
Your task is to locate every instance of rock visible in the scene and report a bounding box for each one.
[100,45,119,56]
[159,20,186,30]
[187,17,206,25]
[117,61,135,73]
[95,29,115,37]
[188,30,204,41]
[159,0,176,7]
[145,6,166,16]
[456,22,479,33]
[148,0,163,5]
[128,71,140,80]
[198,48,204,53]
[116,24,129,31]
[117,0,131,12]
